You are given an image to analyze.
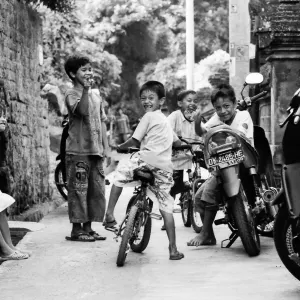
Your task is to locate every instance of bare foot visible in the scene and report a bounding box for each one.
[187,232,216,247]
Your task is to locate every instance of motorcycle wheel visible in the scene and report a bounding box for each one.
[231,186,260,256]
[180,191,192,227]
[274,205,300,281]
[126,195,152,253]
[54,162,68,201]
[116,205,138,267]
[191,205,202,233]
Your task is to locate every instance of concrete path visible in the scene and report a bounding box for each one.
[0,177,299,300]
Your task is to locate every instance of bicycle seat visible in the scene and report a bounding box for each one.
[133,168,155,185]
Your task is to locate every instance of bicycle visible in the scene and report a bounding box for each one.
[175,137,207,233]
[110,145,190,267]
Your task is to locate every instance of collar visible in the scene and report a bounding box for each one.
[180,110,194,123]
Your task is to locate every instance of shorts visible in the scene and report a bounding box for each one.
[113,153,174,213]
[66,155,106,223]
[194,174,219,212]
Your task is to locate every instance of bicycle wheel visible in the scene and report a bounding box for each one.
[116,205,138,267]
[54,162,68,200]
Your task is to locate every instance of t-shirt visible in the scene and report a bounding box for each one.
[132,110,175,172]
[203,110,254,146]
[115,114,130,134]
[65,88,107,156]
[168,110,202,170]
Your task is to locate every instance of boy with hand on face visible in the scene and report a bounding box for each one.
[187,83,254,247]
[64,55,109,242]
[161,90,201,230]
[103,81,184,260]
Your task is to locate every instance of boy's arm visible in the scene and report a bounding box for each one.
[118,137,141,151]
[65,80,91,116]
[194,111,207,137]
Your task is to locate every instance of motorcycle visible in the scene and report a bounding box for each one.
[54,116,69,200]
[272,87,300,281]
[205,73,278,256]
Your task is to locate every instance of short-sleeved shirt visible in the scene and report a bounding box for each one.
[65,88,107,157]
[132,110,175,172]
[203,110,254,146]
[168,110,202,170]
[115,114,130,134]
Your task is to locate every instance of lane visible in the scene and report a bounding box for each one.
[0,179,299,300]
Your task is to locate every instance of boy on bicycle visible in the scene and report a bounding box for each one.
[104,81,184,260]
[161,89,201,230]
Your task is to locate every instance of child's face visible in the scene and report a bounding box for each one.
[140,89,164,113]
[213,97,236,122]
[179,93,198,112]
[73,63,93,86]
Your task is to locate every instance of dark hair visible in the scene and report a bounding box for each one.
[139,81,165,99]
[177,89,196,102]
[64,55,91,81]
[211,83,236,104]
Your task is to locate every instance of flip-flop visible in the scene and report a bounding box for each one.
[169,251,184,260]
[103,219,118,231]
[187,239,216,246]
[65,232,95,242]
[89,231,106,241]
[0,251,29,261]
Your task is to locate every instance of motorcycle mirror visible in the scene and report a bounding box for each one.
[244,73,264,86]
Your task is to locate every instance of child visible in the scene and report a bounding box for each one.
[64,55,109,242]
[103,81,184,260]
[161,90,201,230]
[187,83,254,246]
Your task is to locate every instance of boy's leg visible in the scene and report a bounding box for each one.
[84,157,106,239]
[104,184,123,225]
[66,155,94,241]
[161,170,184,230]
[187,176,219,246]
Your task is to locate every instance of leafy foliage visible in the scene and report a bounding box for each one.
[25,0,75,13]
[41,0,228,119]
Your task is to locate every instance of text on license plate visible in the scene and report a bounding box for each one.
[208,150,244,168]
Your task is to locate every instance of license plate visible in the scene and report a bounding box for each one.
[208,149,244,168]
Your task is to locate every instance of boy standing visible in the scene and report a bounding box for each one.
[104,81,184,260]
[64,55,108,242]
[161,90,201,230]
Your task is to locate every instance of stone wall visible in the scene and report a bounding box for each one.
[0,0,51,215]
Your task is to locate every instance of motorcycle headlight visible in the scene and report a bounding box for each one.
[207,132,240,155]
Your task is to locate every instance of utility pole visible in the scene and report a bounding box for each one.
[186,0,194,89]
[229,0,251,93]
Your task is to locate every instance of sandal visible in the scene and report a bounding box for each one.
[169,251,184,260]
[0,251,29,261]
[65,232,95,242]
[89,231,106,241]
[103,219,118,231]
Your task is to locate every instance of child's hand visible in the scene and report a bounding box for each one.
[83,77,94,90]
[193,110,202,123]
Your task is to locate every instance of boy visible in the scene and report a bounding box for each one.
[187,83,254,246]
[64,55,108,242]
[161,89,201,230]
[103,81,184,260]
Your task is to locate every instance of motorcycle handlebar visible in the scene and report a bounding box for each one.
[250,90,268,102]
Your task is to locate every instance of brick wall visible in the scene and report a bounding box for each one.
[0,0,50,214]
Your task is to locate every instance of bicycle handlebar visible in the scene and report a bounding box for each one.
[173,144,192,151]
[117,147,140,154]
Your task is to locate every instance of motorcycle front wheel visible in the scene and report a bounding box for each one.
[231,186,260,256]
[274,205,300,281]
[191,205,202,233]
[54,162,68,200]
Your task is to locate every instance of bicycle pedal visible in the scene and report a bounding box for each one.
[173,208,182,213]
[149,213,162,220]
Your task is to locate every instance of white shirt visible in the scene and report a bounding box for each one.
[132,110,175,172]
[203,110,254,146]
[168,110,202,170]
